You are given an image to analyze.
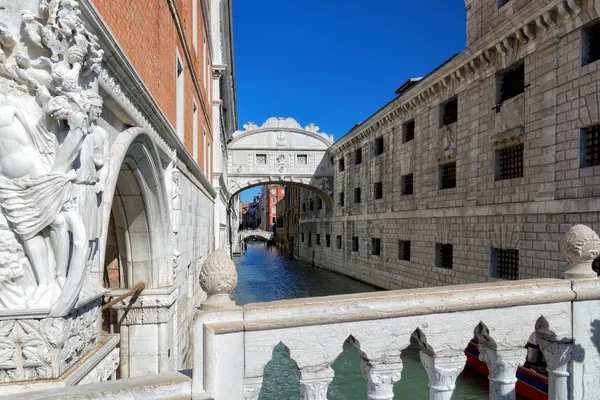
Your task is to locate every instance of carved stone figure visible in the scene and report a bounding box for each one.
[172,168,181,234]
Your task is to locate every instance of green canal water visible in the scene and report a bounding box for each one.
[232,242,490,399]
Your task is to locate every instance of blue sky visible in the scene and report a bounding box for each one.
[233,1,467,202]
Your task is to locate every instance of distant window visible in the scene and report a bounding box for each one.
[339,192,345,207]
[403,120,415,143]
[375,137,384,156]
[302,203,306,212]
[371,238,381,256]
[308,233,312,247]
[584,22,600,66]
[271,207,275,214]
[339,158,345,172]
[272,216,275,223]
[297,155,308,165]
[398,240,411,261]
[401,174,414,195]
[256,154,267,165]
[441,98,458,126]
[310,200,314,211]
[272,188,276,195]
[436,244,453,269]
[582,125,600,167]
[374,181,383,199]
[498,63,524,103]
[352,237,359,252]
[355,148,362,165]
[336,235,342,249]
[496,144,524,180]
[326,234,331,247]
[439,162,457,189]
[271,198,276,204]
[318,198,323,209]
[301,233,304,242]
[354,188,361,203]
[316,234,321,245]
[491,248,519,280]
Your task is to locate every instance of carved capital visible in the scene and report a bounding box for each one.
[199,249,237,310]
[538,339,571,377]
[420,352,466,396]
[479,346,526,386]
[560,225,600,279]
[299,367,334,400]
[360,359,403,400]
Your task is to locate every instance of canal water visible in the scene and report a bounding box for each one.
[232,242,490,399]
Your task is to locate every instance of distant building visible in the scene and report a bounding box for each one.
[276,185,301,256]
[260,185,285,231]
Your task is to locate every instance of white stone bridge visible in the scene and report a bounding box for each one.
[239,229,274,242]
[226,117,334,207]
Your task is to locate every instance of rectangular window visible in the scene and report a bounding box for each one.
[398,240,411,261]
[192,101,198,161]
[272,198,276,204]
[318,198,323,210]
[272,216,275,224]
[441,98,458,126]
[352,237,359,252]
[336,235,342,249]
[439,162,457,189]
[339,192,345,207]
[271,207,275,214]
[326,234,331,248]
[301,233,304,242]
[302,203,306,212]
[297,155,308,165]
[339,158,345,172]
[374,181,383,199]
[176,53,185,141]
[354,188,361,203]
[403,120,415,143]
[371,238,381,256]
[309,200,314,211]
[436,244,453,269]
[498,63,524,103]
[375,137,384,156]
[496,144,524,181]
[256,154,267,165]
[401,174,414,195]
[584,22,600,66]
[355,148,362,165]
[203,39,207,89]
[272,188,277,195]
[308,233,312,247]
[192,0,198,51]
[582,125,600,167]
[316,234,321,245]
[491,248,519,280]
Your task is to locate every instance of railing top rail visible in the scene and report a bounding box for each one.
[238,278,597,331]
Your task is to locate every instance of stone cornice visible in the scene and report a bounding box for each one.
[330,0,582,156]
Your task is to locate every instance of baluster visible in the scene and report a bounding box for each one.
[299,367,335,400]
[419,352,466,400]
[538,339,571,400]
[244,376,263,400]
[360,356,403,400]
[478,346,527,400]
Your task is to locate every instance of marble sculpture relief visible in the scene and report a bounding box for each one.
[0,0,106,316]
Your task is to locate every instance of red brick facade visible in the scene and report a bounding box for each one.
[265,185,285,230]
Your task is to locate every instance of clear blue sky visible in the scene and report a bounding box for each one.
[233,1,467,202]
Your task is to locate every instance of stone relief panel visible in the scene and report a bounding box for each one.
[0,0,107,317]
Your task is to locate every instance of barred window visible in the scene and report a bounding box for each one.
[326,234,331,248]
[436,244,453,269]
[374,181,383,199]
[352,237,359,252]
[401,174,414,195]
[496,144,524,181]
[256,154,267,164]
[441,98,458,126]
[355,148,363,165]
[297,154,308,165]
[316,234,321,245]
[371,238,381,256]
[439,162,457,190]
[398,240,411,261]
[339,192,345,207]
[375,137,384,156]
[584,21,600,66]
[403,120,415,143]
[498,63,524,103]
[308,233,312,247]
[339,158,345,172]
[583,125,600,167]
[491,248,519,280]
[337,235,342,249]
[354,187,361,203]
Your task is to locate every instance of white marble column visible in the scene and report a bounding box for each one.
[299,367,335,400]
[244,376,263,400]
[479,346,526,400]
[538,339,571,400]
[420,352,466,400]
[360,357,403,400]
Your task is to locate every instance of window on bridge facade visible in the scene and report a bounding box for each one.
[436,243,453,269]
[497,62,524,104]
[441,97,458,126]
[354,188,361,203]
[401,174,414,196]
[371,238,381,256]
[337,235,342,249]
[582,125,600,167]
[403,119,415,143]
[375,137,384,156]
[374,182,383,200]
[398,240,411,261]
[491,248,519,280]
[352,237,359,252]
[496,144,523,181]
[326,234,331,247]
[339,157,345,172]
[355,148,362,165]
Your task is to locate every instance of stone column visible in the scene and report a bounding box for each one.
[538,339,571,400]
[360,357,403,400]
[243,376,263,400]
[299,367,335,400]
[478,346,526,400]
[419,352,466,400]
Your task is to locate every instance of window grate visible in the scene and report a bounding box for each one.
[493,249,519,280]
[442,98,458,126]
[354,188,361,203]
[499,63,524,103]
[337,235,342,249]
[401,174,414,195]
[497,144,524,180]
[339,158,345,172]
[404,120,415,143]
[583,126,600,167]
[585,22,600,65]
[437,244,453,269]
[374,182,383,199]
[371,238,381,256]
[440,162,457,189]
[352,237,359,252]
[355,148,363,165]
[375,137,384,156]
[339,192,345,206]
[326,234,331,248]
[398,240,411,261]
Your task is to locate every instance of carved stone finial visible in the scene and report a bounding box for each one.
[199,249,238,310]
[560,224,600,279]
